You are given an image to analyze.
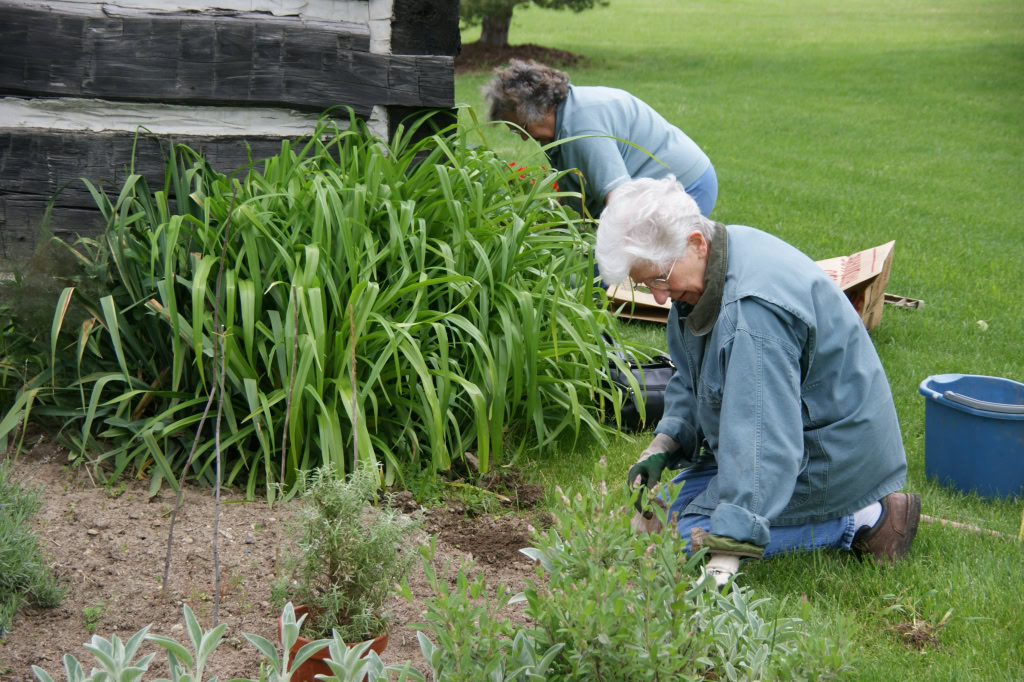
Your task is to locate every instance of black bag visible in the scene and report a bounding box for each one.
[603,334,677,432]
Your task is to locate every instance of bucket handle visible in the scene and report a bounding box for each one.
[944,391,1024,415]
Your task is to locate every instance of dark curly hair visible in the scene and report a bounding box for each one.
[482,59,571,124]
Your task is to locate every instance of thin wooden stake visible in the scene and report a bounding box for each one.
[349,300,357,472]
[161,382,216,598]
[160,185,236,600]
[281,284,299,485]
[212,329,227,624]
[920,514,1011,540]
[208,181,237,627]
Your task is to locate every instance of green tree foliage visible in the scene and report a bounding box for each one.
[461,0,609,47]
[0,113,645,496]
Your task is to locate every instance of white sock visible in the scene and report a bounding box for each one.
[706,554,740,588]
[853,501,883,531]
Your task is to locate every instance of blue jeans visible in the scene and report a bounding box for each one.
[665,467,857,558]
[684,163,718,218]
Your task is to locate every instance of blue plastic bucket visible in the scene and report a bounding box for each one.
[918,374,1024,498]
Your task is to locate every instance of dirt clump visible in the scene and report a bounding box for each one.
[890,621,943,650]
[478,468,546,509]
[424,508,538,566]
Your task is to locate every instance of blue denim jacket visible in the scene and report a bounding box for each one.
[654,225,907,548]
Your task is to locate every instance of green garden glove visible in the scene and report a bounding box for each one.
[627,452,670,490]
[627,433,681,490]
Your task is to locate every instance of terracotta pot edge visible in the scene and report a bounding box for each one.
[279,605,390,656]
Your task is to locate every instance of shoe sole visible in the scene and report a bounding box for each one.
[895,493,922,560]
[852,492,922,564]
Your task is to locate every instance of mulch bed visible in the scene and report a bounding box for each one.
[456,41,584,75]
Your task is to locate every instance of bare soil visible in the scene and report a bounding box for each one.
[456,41,584,75]
[0,433,546,681]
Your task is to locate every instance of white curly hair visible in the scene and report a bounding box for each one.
[595,176,715,286]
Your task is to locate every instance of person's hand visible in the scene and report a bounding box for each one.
[626,434,680,489]
[705,553,740,589]
[627,452,669,490]
[630,495,667,534]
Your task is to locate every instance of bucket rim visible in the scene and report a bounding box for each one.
[919,373,1024,420]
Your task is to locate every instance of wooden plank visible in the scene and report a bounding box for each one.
[0,0,371,24]
[0,97,359,138]
[0,129,287,207]
[0,195,106,265]
[0,129,293,270]
[391,0,460,56]
[883,292,925,310]
[0,4,453,114]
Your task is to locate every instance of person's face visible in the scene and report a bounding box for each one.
[508,109,556,145]
[629,232,709,306]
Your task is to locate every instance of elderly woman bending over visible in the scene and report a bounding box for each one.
[596,176,920,586]
[484,60,718,219]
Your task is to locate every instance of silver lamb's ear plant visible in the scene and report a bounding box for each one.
[30,602,355,682]
[146,603,227,682]
[321,633,425,682]
[32,625,155,682]
[31,654,86,682]
[241,601,332,682]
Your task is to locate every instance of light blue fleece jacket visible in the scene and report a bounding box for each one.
[547,85,710,218]
[655,224,907,548]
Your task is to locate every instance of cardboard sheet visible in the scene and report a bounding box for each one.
[607,241,896,331]
[816,241,895,330]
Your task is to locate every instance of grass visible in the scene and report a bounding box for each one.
[458,0,1024,678]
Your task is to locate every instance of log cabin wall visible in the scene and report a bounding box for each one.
[0,0,458,271]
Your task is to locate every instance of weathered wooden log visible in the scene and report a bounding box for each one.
[0,0,459,272]
[0,3,454,115]
[0,129,288,264]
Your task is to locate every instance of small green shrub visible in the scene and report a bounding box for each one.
[272,462,420,641]
[413,458,856,681]
[0,462,64,637]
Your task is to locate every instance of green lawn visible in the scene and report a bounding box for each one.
[458,0,1024,678]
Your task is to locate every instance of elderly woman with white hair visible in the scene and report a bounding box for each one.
[484,60,718,219]
[597,176,921,586]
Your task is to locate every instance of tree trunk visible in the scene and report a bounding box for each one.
[479,9,513,47]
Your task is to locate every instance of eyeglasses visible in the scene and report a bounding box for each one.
[638,260,677,291]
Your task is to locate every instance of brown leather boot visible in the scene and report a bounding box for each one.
[852,492,921,565]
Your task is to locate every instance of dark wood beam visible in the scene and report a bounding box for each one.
[0,129,293,267]
[0,195,107,265]
[0,4,453,114]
